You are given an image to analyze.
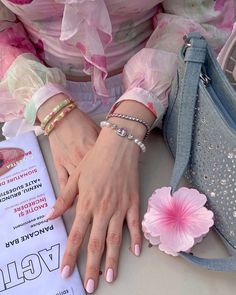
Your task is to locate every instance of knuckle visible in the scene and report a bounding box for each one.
[113,208,124,218]
[107,257,117,266]
[98,197,110,213]
[130,218,140,229]
[88,238,103,254]
[133,233,141,242]
[80,198,92,211]
[87,265,100,276]
[66,251,77,261]
[69,230,83,246]
[106,232,122,247]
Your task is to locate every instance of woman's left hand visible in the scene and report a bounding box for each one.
[47,126,142,293]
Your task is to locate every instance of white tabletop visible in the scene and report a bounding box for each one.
[39,127,236,295]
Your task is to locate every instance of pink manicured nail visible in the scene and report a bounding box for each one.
[61,265,70,279]
[106,268,113,283]
[44,208,55,220]
[86,279,95,293]
[134,244,141,256]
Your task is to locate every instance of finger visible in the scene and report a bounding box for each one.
[64,162,77,176]
[104,211,125,284]
[45,170,79,220]
[61,212,90,278]
[126,201,142,257]
[54,162,68,192]
[84,216,108,293]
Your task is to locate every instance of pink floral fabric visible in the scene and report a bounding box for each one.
[0,0,235,127]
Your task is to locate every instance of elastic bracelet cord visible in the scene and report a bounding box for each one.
[41,98,72,130]
[106,113,151,141]
[100,120,146,153]
[44,103,76,136]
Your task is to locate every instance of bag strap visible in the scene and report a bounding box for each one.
[180,251,236,271]
[170,32,236,271]
[170,32,207,192]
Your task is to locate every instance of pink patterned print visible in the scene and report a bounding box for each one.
[0,0,234,125]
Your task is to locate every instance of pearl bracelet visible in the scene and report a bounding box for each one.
[100,121,146,153]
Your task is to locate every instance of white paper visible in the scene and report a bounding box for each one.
[0,132,85,295]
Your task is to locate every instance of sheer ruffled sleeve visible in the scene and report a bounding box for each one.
[0,1,67,124]
[109,0,235,128]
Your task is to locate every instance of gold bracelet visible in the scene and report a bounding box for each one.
[44,103,76,136]
[41,98,72,130]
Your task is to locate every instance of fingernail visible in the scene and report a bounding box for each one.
[44,208,55,220]
[61,265,70,279]
[134,244,141,256]
[86,279,95,293]
[106,268,113,283]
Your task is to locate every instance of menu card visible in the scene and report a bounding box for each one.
[0,131,85,295]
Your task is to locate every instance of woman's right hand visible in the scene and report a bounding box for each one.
[37,94,100,190]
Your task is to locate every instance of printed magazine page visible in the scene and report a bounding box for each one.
[0,131,85,295]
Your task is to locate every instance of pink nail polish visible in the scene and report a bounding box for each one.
[44,208,55,220]
[106,268,113,283]
[86,279,95,293]
[61,265,70,279]
[134,244,141,256]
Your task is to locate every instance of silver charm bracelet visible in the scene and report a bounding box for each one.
[106,113,151,141]
[100,120,146,153]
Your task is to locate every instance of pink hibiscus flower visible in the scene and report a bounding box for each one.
[142,187,214,256]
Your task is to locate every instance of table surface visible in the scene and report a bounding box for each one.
[39,126,236,295]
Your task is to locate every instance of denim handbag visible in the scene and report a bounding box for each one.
[163,32,236,271]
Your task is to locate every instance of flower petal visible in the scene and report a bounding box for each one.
[149,187,172,211]
[173,187,207,215]
[160,226,195,253]
[142,208,162,236]
[185,207,214,237]
[144,232,161,246]
[158,243,178,256]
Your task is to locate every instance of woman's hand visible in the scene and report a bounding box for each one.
[37,94,100,190]
[47,127,142,293]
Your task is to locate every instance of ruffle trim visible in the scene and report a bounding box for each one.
[56,0,112,97]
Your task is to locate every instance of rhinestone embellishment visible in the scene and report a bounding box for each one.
[220,179,227,186]
[116,128,127,137]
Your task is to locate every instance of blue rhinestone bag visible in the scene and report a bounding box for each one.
[163,32,236,271]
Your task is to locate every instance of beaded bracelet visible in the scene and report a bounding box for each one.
[44,103,76,136]
[100,121,146,153]
[106,113,151,141]
[41,98,72,130]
